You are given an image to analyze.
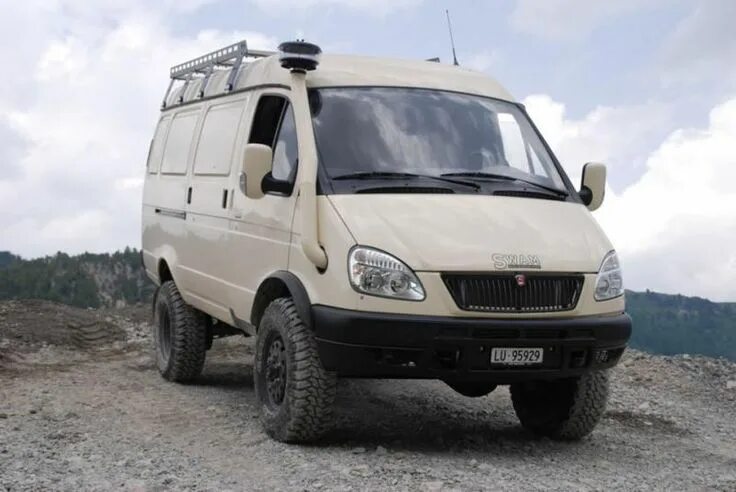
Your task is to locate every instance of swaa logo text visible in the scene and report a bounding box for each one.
[492,253,542,270]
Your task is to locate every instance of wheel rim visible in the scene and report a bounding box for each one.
[157,305,173,362]
[265,334,287,407]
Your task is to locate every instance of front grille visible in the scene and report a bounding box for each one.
[442,274,584,313]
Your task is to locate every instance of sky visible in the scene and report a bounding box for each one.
[0,0,735,301]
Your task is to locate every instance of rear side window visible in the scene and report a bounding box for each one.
[161,110,199,175]
[194,100,245,176]
[147,116,170,174]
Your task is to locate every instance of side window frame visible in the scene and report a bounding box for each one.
[247,93,298,197]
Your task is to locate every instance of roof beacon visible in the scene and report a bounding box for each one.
[278,40,321,72]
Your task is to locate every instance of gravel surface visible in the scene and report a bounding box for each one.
[1,300,735,491]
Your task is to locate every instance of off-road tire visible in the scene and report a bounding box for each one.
[254,297,337,443]
[153,281,209,383]
[510,370,610,441]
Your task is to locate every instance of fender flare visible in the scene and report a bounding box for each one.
[251,271,313,331]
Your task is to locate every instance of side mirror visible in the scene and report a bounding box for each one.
[579,162,606,211]
[240,144,273,199]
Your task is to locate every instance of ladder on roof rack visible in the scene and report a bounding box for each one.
[162,40,275,109]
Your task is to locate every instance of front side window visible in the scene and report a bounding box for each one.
[310,87,568,194]
[271,105,298,182]
[248,95,298,187]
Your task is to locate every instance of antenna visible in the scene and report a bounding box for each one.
[445,9,459,66]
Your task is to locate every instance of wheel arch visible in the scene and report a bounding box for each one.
[158,259,174,284]
[251,271,313,331]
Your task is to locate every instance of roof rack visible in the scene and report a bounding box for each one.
[162,40,275,109]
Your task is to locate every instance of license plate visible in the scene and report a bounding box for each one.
[490,347,544,366]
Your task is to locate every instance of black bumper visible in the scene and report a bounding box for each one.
[312,305,632,383]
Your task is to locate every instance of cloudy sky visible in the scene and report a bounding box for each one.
[1,0,735,301]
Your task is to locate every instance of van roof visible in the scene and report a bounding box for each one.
[164,53,515,110]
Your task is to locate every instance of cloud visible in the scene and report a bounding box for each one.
[659,0,736,88]
[464,51,499,73]
[509,0,661,41]
[0,3,276,258]
[250,0,422,15]
[523,94,672,189]
[526,94,736,301]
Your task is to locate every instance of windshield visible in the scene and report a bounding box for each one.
[310,87,568,193]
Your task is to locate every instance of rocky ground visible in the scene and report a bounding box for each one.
[1,299,735,491]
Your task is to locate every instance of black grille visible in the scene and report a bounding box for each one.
[442,274,584,313]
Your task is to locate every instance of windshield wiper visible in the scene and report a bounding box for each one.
[440,172,568,196]
[331,171,479,190]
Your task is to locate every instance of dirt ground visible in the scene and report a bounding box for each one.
[1,299,735,491]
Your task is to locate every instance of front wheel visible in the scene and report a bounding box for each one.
[510,370,610,441]
[254,298,337,443]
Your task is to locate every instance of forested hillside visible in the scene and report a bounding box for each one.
[0,248,153,308]
[626,290,736,360]
[0,249,734,360]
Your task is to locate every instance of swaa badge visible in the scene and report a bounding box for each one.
[492,253,542,270]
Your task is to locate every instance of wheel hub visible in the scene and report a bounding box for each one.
[265,336,287,406]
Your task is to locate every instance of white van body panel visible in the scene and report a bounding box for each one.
[286,197,625,319]
[326,195,613,272]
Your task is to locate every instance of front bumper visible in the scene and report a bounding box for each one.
[312,306,632,383]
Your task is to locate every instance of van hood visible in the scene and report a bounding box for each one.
[327,195,612,272]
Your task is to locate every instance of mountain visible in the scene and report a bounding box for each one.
[0,249,734,360]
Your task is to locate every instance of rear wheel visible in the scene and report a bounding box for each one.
[510,370,610,441]
[254,297,337,443]
[153,281,209,383]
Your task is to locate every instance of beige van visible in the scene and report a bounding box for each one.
[142,40,631,443]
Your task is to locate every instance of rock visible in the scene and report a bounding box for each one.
[375,445,388,455]
[727,380,736,390]
[351,447,367,454]
[0,413,7,419]
[422,480,444,492]
[638,402,650,411]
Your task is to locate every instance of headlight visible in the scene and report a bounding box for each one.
[594,251,624,301]
[348,246,425,301]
